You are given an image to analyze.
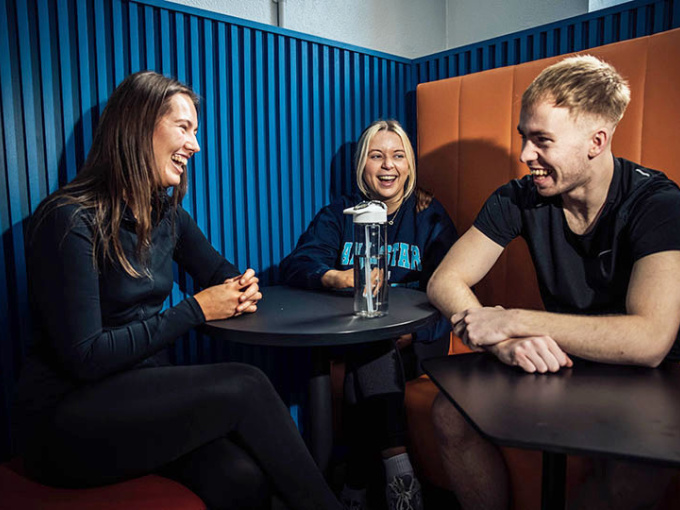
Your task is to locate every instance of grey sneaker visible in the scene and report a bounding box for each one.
[386,474,423,510]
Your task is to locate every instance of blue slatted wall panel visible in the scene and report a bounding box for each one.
[0,0,412,459]
[413,0,680,83]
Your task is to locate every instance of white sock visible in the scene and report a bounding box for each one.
[383,452,414,481]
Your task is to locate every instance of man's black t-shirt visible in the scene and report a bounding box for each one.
[474,157,680,361]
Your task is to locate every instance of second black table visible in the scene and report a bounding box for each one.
[423,352,680,509]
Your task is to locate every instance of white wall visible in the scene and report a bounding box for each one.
[446,0,588,49]
[167,0,634,58]
[166,0,446,59]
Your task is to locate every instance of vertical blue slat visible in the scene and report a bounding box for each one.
[417,61,426,83]
[230,25,247,266]
[546,29,556,57]
[278,34,292,253]
[352,52,361,160]
[620,10,632,39]
[255,29,270,273]
[482,45,490,70]
[144,5,155,69]
[532,34,541,61]
[129,2,140,72]
[343,49,353,196]
[16,0,40,212]
[469,47,478,72]
[217,21,232,258]
[636,5,647,36]
[267,32,281,271]
[322,45,332,205]
[389,60,397,117]
[363,53,371,129]
[560,25,569,53]
[38,0,59,194]
[112,0,124,83]
[380,58,388,116]
[204,18,220,249]
[588,19,599,47]
[175,13,186,81]
[299,40,311,226]
[396,62,404,130]
[311,43,323,214]
[438,56,448,79]
[370,56,377,122]
[94,0,109,113]
[289,38,301,237]
[189,15,203,230]
[57,0,77,182]
[652,0,665,32]
[332,47,342,198]
[574,22,584,51]
[160,8,172,75]
[76,0,93,155]
[428,59,436,82]
[603,13,615,43]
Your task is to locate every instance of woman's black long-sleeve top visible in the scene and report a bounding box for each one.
[13,196,239,440]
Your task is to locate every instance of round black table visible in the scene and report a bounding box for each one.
[204,285,439,346]
[204,285,439,470]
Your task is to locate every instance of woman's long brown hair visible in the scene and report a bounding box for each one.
[34,71,199,277]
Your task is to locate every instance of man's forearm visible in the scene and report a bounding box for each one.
[504,308,673,367]
[427,273,482,322]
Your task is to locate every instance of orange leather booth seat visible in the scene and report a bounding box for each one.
[407,27,680,509]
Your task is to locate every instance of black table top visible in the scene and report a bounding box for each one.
[203,285,439,347]
[423,352,680,467]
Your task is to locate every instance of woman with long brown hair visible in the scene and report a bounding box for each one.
[12,71,340,510]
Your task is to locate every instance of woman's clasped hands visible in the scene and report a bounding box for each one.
[194,268,262,321]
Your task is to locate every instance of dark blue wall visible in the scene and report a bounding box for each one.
[1,0,677,461]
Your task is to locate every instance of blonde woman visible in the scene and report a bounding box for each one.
[281,119,458,510]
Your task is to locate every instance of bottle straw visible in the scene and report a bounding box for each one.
[363,224,374,314]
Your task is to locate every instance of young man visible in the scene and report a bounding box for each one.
[426,55,680,510]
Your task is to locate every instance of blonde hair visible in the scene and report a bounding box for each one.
[522,55,631,126]
[355,119,417,201]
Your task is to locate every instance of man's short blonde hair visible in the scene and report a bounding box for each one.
[522,55,631,125]
[355,119,417,201]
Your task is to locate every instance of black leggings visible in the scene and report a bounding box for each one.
[28,363,340,510]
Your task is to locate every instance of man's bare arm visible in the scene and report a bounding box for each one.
[427,226,504,319]
[457,250,680,367]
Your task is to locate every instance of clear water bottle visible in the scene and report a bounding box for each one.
[343,201,388,318]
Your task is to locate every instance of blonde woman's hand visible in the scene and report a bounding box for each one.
[321,269,354,289]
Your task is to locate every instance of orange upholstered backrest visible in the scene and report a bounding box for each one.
[416,28,680,311]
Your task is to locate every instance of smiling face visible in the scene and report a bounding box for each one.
[153,93,200,188]
[361,130,410,211]
[518,100,598,199]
